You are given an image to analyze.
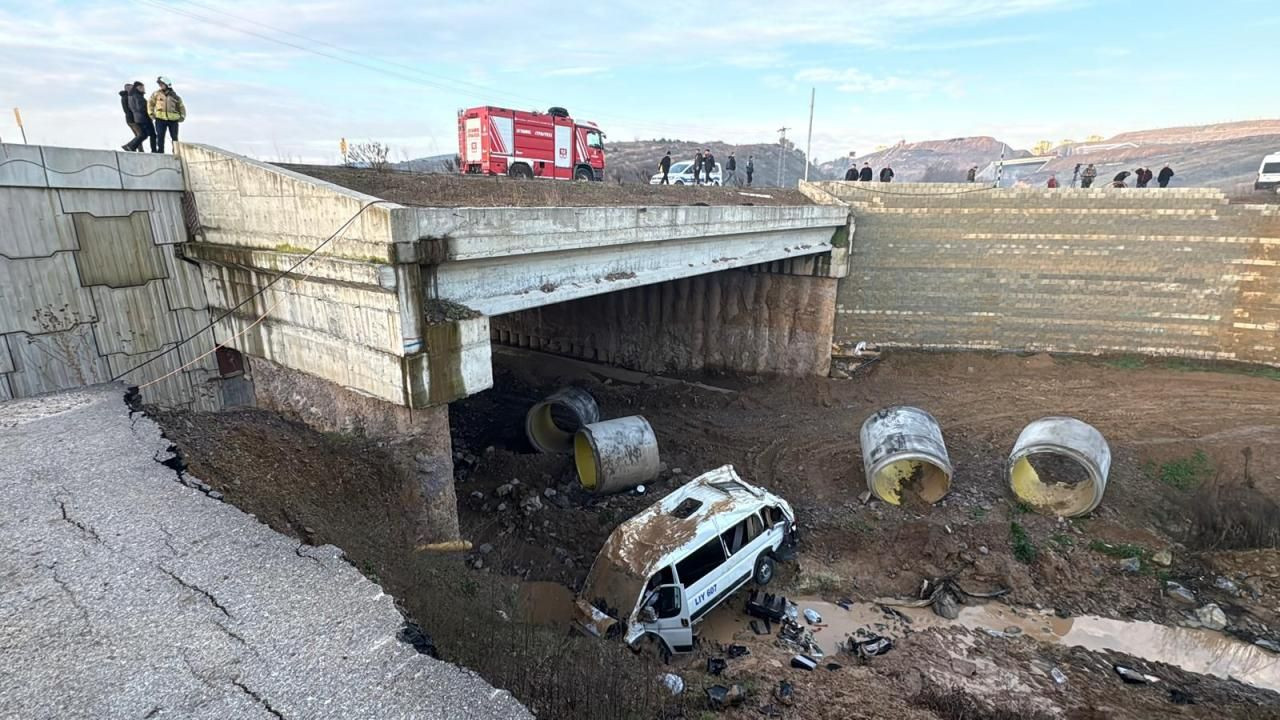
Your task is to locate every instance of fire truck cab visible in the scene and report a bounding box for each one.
[458,105,605,181]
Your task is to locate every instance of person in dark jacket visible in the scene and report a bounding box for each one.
[723,152,737,185]
[879,166,894,182]
[1157,164,1174,188]
[1111,170,1131,188]
[122,81,156,152]
[745,156,754,185]
[859,163,873,182]
[691,150,703,184]
[1080,163,1097,188]
[967,166,977,182]
[844,165,857,181]
[1135,168,1151,188]
[702,150,716,184]
[658,152,671,184]
[119,83,135,147]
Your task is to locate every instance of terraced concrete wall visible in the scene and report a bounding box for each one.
[0,143,223,408]
[806,182,1280,365]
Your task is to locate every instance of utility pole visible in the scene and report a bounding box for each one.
[13,108,27,143]
[804,88,815,182]
[776,126,789,187]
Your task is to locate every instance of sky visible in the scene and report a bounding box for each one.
[0,0,1275,164]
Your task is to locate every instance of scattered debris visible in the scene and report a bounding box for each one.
[1195,603,1228,631]
[706,657,727,675]
[777,618,823,657]
[773,680,794,706]
[848,633,894,661]
[790,655,818,671]
[825,662,842,671]
[659,673,684,696]
[749,619,768,635]
[803,608,822,624]
[1119,556,1141,573]
[746,591,788,622]
[1051,667,1068,685]
[1114,665,1159,684]
[876,576,1008,619]
[1151,549,1172,567]
[726,644,750,658]
[705,683,747,709]
[1255,638,1280,653]
[1214,576,1240,596]
[1165,581,1197,606]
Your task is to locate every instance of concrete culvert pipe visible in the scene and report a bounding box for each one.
[574,416,660,494]
[1008,417,1110,517]
[859,406,953,505]
[525,387,600,454]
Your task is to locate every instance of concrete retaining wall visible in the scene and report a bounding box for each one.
[492,266,838,376]
[806,182,1280,365]
[0,143,222,408]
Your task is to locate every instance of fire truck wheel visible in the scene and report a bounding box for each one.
[574,166,593,181]
[508,164,534,180]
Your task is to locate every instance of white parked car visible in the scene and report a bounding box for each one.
[575,465,797,656]
[1256,152,1280,192]
[650,160,722,186]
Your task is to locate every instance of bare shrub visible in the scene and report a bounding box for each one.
[913,682,1053,720]
[1189,461,1280,550]
[345,141,391,172]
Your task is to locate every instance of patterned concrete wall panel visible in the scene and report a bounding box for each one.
[118,152,183,191]
[175,308,219,373]
[0,188,76,258]
[161,248,210,311]
[0,334,14,374]
[72,212,167,287]
[176,144,241,192]
[5,327,112,396]
[0,375,11,401]
[56,188,153,216]
[0,143,48,187]
[0,254,97,334]
[90,280,185,355]
[40,146,123,190]
[148,192,186,245]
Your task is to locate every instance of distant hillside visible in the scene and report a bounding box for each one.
[604,140,826,187]
[817,136,1026,182]
[1029,133,1280,192]
[1106,120,1280,146]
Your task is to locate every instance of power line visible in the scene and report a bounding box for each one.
[112,200,386,384]
[133,0,732,141]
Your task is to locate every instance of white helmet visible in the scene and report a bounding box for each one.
[157,76,173,87]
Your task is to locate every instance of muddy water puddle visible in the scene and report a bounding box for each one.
[703,598,1280,692]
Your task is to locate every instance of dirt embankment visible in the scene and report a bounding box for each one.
[276,163,815,207]
[153,350,1280,719]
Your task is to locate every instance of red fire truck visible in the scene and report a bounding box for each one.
[458,105,606,181]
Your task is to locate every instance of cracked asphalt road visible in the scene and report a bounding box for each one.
[0,385,531,720]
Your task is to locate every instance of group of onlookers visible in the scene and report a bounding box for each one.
[844,162,894,182]
[119,76,186,153]
[656,149,756,185]
[1075,163,1174,188]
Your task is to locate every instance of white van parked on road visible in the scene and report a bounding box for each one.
[1256,152,1280,192]
[650,160,722,186]
[575,465,796,656]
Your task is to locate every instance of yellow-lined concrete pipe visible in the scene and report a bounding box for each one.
[1008,417,1110,517]
[859,406,953,505]
[525,387,601,454]
[574,416,660,494]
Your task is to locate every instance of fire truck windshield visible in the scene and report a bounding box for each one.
[586,131,604,150]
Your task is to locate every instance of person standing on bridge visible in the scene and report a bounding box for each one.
[1047,174,1059,188]
[148,76,185,153]
[967,166,978,182]
[844,164,857,181]
[1157,164,1174,188]
[121,81,155,152]
[746,156,754,185]
[723,152,737,186]
[702,149,717,185]
[879,166,894,183]
[692,149,703,185]
[1081,163,1097,188]
[859,163,873,182]
[658,151,671,184]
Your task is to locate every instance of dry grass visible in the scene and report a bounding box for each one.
[1189,474,1280,550]
[912,683,1053,720]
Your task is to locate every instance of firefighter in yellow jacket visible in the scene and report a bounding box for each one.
[147,76,186,153]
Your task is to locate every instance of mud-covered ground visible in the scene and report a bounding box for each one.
[276,164,815,207]
[154,350,1280,719]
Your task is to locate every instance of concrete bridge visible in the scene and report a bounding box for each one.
[178,144,851,409]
